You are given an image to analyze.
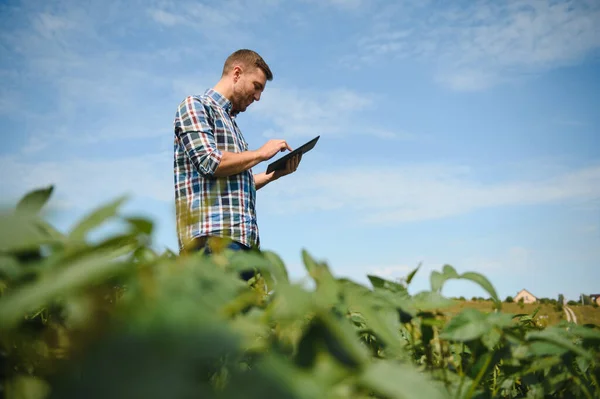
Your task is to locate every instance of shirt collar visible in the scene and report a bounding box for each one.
[205,88,236,117]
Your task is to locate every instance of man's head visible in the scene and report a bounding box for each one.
[220,49,273,114]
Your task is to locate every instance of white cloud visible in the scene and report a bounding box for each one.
[251,85,419,141]
[253,86,368,138]
[0,152,173,210]
[579,224,599,234]
[147,0,282,37]
[34,12,75,35]
[8,154,597,231]
[261,163,600,224]
[352,0,600,90]
[148,4,239,30]
[0,0,286,157]
[0,2,214,154]
[460,247,534,273]
[435,70,500,92]
[148,9,183,27]
[301,0,364,9]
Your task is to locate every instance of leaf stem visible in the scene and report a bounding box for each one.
[466,353,492,399]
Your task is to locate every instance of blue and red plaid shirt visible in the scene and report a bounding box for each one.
[173,89,259,251]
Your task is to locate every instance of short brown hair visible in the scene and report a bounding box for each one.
[222,49,273,81]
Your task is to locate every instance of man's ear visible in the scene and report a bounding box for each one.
[232,65,243,83]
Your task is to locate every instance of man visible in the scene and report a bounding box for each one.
[173,49,301,256]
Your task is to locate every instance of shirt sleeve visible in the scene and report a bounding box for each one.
[174,96,223,177]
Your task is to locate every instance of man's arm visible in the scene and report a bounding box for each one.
[213,140,293,177]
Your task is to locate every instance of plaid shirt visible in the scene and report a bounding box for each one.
[173,89,259,251]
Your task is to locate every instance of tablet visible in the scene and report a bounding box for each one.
[266,136,320,174]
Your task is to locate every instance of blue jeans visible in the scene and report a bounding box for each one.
[202,240,251,255]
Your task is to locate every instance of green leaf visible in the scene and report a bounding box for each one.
[125,217,154,235]
[528,341,568,357]
[302,250,339,307]
[318,311,370,369]
[409,291,455,311]
[359,361,449,399]
[228,353,324,399]
[442,264,459,278]
[526,329,594,360]
[521,356,562,375]
[459,272,500,304]
[69,196,127,241]
[0,255,21,280]
[430,266,501,310]
[227,250,266,277]
[36,219,67,242]
[132,246,158,264]
[235,249,291,291]
[440,309,491,341]
[343,283,407,355]
[295,318,323,368]
[405,262,421,285]
[16,186,54,215]
[569,324,600,343]
[348,298,404,356]
[576,356,590,374]
[481,328,502,350]
[0,243,135,329]
[486,311,514,329]
[262,250,289,283]
[269,283,314,321]
[5,376,50,399]
[50,327,240,399]
[302,248,320,276]
[367,274,407,294]
[430,265,459,293]
[0,212,62,253]
[430,270,444,292]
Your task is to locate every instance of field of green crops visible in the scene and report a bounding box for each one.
[1,186,599,399]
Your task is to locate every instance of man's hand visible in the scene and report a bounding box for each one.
[272,153,302,179]
[258,139,292,161]
[254,154,302,189]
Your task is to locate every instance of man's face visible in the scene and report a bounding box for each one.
[232,66,266,114]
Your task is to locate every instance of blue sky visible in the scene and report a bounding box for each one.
[1,0,599,301]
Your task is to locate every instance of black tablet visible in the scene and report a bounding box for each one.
[266,136,320,174]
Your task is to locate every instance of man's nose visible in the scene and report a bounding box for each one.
[254,92,261,101]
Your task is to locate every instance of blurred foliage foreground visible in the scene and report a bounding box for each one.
[0,187,599,399]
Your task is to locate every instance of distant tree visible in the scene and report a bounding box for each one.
[567,300,578,306]
[539,298,549,304]
[471,296,478,302]
[581,295,592,306]
[505,296,514,303]
[458,296,466,301]
[558,294,565,305]
[554,301,563,313]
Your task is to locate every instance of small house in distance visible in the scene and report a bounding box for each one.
[514,289,537,304]
[590,294,600,305]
